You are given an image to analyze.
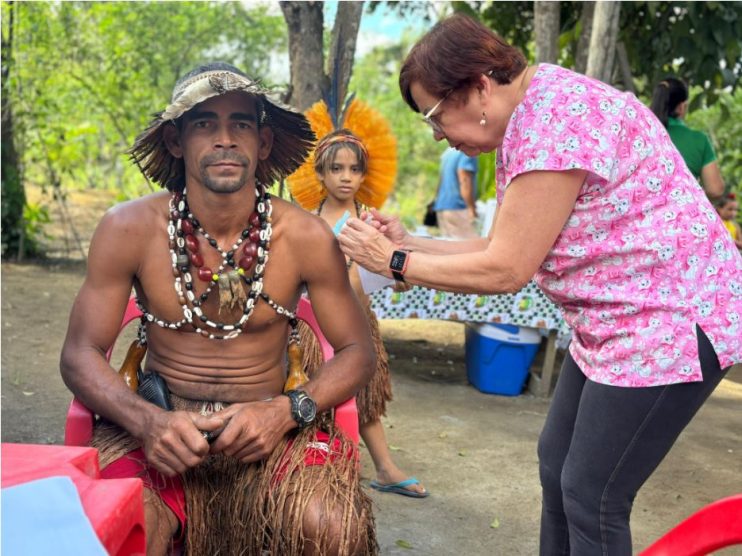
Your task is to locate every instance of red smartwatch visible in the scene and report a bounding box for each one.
[389,249,410,282]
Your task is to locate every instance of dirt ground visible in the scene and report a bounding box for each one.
[2,187,741,554]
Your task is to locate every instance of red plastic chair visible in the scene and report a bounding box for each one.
[639,493,742,556]
[65,296,359,446]
[2,443,146,555]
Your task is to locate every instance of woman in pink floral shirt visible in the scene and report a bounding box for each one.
[339,14,741,556]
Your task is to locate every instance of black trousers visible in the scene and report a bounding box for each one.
[537,326,729,555]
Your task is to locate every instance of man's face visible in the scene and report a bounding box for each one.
[172,91,273,194]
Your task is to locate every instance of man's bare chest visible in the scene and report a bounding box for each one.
[133,228,303,336]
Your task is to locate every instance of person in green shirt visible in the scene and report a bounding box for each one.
[650,77,725,200]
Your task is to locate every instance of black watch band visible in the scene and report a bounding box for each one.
[389,249,410,282]
[284,389,317,429]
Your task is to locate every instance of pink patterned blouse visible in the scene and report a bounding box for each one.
[496,64,742,387]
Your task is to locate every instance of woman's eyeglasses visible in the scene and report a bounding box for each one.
[421,72,494,136]
[421,92,450,136]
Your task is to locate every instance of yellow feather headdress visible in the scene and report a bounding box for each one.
[287,99,397,210]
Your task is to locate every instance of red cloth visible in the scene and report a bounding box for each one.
[101,449,186,543]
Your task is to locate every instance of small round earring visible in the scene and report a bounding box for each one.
[479,112,487,126]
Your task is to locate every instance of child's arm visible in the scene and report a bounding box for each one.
[734,222,742,249]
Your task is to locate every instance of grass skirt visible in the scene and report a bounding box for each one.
[298,304,392,425]
[92,395,376,555]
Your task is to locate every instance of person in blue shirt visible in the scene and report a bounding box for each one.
[434,147,479,238]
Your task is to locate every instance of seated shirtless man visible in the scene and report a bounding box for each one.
[60,62,377,555]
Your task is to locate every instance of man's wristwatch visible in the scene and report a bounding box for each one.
[284,389,317,429]
[389,249,410,282]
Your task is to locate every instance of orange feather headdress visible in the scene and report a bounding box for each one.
[287,98,398,211]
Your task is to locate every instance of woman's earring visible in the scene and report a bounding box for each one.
[480,112,487,126]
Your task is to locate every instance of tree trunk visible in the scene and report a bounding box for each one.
[615,41,635,93]
[534,1,560,64]
[585,1,621,84]
[574,1,595,74]
[280,1,325,111]
[1,2,27,259]
[325,1,364,116]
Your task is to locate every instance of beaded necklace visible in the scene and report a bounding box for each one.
[138,186,299,343]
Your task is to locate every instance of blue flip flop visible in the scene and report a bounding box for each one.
[369,477,429,498]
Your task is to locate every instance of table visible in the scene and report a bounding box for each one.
[371,282,568,396]
[1,443,146,555]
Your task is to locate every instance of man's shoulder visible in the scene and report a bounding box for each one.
[88,192,169,268]
[97,191,169,234]
[271,197,333,244]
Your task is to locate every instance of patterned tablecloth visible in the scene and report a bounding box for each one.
[370,281,566,332]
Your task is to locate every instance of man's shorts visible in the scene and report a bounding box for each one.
[100,430,345,538]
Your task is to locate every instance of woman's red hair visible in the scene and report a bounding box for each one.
[399,14,527,112]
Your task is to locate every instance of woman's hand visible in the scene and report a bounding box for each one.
[361,209,410,247]
[338,217,395,275]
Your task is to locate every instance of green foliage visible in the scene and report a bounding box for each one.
[477,150,498,201]
[1,1,25,258]
[466,2,742,103]
[367,1,434,24]
[7,1,287,201]
[1,141,26,256]
[619,2,742,106]
[456,1,742,219]
[7,0,741,246]
[452,1,535,59]
[685,87,742,209]
[22,201,51,247]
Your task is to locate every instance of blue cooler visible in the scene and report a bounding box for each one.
[465,323,541,396]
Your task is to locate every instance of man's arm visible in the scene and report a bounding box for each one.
[457,168,477,218]
[61,204,153,431]
[60,200,221,476]
[298,217,376,410]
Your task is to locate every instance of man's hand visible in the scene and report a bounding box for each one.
[209,397,294,463]
[140,409,225,477]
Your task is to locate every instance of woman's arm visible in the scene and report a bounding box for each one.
[340,169,585,295]
[700,161,725,201]
[363,208,490,255]
[405,234,489,255]
[458,168,477,218]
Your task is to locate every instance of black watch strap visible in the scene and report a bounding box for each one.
[389,249,410,282]
[285,389,317,429]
